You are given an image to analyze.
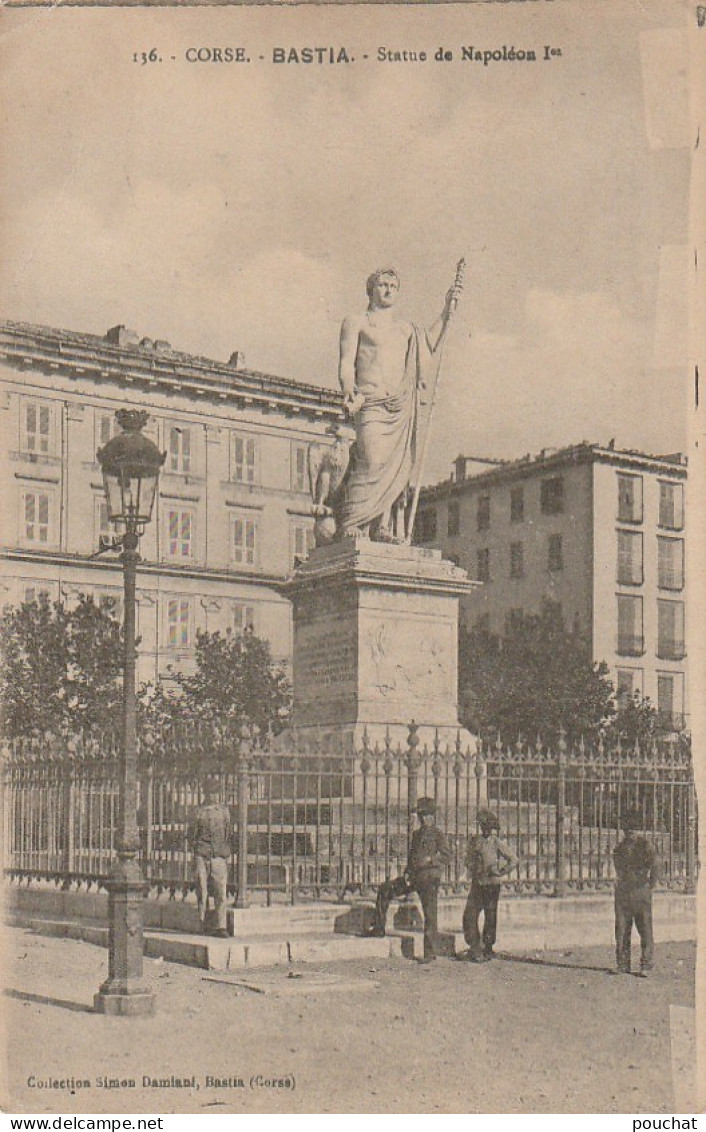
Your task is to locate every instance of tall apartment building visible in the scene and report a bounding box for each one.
[415,444,688,730]
[0,320,342,685]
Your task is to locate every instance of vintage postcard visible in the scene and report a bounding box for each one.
[0,0,703,1118]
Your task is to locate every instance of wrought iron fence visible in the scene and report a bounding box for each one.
[2,725,697,902]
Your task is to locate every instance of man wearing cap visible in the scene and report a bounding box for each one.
[408,797,452,961]
[462,810,517,961]
[369,796,451,961]
[189,779,232,939]
[613,809,659,976]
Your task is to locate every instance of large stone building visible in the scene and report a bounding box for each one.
[415,443,688,729]
[0,319,343,685]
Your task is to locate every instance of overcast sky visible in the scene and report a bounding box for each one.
[0,1,691,484]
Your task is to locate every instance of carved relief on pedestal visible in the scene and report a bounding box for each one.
[364,620,451,702]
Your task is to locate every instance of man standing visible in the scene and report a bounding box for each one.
[407,797,452,961]
[189,778,232,939]
[462,810,517,962]
[369,798,450,961]
[613,808,659,976]
[337,267,461,541]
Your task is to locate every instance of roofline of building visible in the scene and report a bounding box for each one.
[421,441,687,501]
[0,319,344,423]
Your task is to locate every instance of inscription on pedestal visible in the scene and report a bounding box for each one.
[296,622,356,693]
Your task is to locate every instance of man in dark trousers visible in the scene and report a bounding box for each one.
[189,777,232,938]
[370,797,451,961]
[462,809,517,961]
[613,808,659,976]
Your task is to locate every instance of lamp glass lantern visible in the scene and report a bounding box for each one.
[97,410,165,534]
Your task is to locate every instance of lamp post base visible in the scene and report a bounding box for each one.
[94,985,156,1016]
[94,858,155,1016]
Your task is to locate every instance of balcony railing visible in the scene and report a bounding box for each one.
[658,572,684,592]
[657,641,686,661]
[617,635,644,657]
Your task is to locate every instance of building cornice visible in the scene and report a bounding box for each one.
[420,443,687,502]
[0,547,293,591]
[0,319,343,424]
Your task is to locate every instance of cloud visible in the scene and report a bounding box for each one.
[423,287,684,483]
[0,1,688,469]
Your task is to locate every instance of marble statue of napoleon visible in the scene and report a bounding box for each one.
[337,267,461,542]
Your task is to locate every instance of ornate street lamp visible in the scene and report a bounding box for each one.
[94,409,165,1016]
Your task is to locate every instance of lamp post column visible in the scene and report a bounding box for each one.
[94,531,155,1016]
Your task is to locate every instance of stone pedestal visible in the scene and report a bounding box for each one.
[281,535,480,751]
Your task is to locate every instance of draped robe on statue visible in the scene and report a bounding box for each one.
[338,325,437,535]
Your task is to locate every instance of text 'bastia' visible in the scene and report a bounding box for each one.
[273,47,353,63]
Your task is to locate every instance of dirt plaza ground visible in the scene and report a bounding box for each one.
[1,925,696,1115]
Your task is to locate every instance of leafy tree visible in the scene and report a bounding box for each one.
[139,627,291,741]
[606,690,683,747]
[458,601,615,745]
[0,594,123,739]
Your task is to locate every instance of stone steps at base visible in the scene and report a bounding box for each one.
[227,904,349,937]
[145,931,400,971]
[7,914,400,970]
[7,914,109,948]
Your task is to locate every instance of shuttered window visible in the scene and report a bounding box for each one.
[657,600,685,660]
[617,595,643,656]
[617,531,643,585]
[657,537,684,591]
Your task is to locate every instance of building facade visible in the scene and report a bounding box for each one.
[415,444,688,729]
[0,320,343,685]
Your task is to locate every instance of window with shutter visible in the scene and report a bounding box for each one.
[233,602,256,635]
[22,401,53,456]
[510,541,524,579]
[617,531,643,585]
[168,426,192,474]
[291,444,308,492]
[617,474,643,523]
[232,515,258,566]
[658,482,684,531]
[617,595,643,655]
[22,491,51,544]
[657,600,685,660]
[510,487,524,523]
[477,548,490,582]
[232,435,257,484]
[167,597,192,648]
[657,537,684,590]
[447,501,461,538]
[166,509,194,559]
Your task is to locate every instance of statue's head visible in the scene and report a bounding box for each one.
[366,267,400,307]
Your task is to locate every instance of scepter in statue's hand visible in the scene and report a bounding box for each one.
[405,257,466,543]
[445,257,466,321]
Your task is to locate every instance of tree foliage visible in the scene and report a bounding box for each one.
[0,595,123,738]
[458,602,615,745]
[605,690,681,748]
[1,599,291,747]
[139,628,291,740]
